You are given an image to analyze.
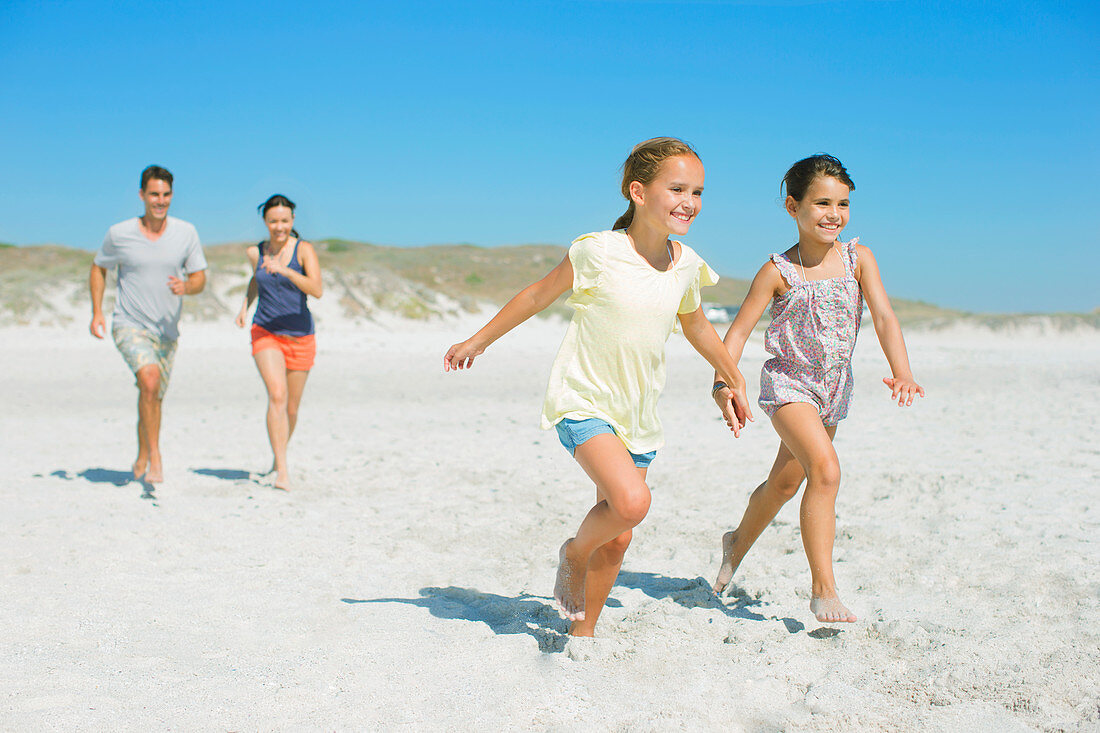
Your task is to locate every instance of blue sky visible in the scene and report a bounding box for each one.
[1,0,1096,312]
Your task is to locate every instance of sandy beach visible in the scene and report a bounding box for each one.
[2,316,1098,731]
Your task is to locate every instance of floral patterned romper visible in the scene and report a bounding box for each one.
[758,239,863,426]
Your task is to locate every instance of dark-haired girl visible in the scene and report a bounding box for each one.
[235,195,323,490]
[711,155,923,623]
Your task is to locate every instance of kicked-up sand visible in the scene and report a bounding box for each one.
[1,317,1098,731]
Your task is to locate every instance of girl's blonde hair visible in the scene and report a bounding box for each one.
[613,137,701,230]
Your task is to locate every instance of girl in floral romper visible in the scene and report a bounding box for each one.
[710,154,924,623]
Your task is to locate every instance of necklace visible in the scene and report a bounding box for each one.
[794,242,837,282]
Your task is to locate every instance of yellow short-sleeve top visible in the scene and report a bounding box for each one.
[539,230,719,453]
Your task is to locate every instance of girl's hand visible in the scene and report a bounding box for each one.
[713,385,754,438]
[882,376,924,406]
[444,339,485,372]
[234,309,247,329]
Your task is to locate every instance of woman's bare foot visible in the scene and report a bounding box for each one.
[810,595,857,623]
[273,471,291,491]
[554,540,586,621]
[132,458,147,481]
[713,530,740,594]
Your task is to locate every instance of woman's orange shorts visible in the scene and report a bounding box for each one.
[251,325,316,371]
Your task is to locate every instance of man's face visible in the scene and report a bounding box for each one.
[139,179,173,220]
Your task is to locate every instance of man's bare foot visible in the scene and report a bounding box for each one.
[810,595,857,623]
[273,471,291,491]
[553,539,586,622]
[144,456,164,483]
[713,530,740,594]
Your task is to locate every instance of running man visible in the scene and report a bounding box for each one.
[89,165,208,483]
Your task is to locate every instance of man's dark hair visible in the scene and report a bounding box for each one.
[140,165,173,191]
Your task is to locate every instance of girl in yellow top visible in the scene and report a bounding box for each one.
[445,137,752,636]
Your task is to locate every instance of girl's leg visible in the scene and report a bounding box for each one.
[555,433,652,622]
[769,402,854,623]
[569,465,648,637]
[253,348,291,490]
[713,438,812,593]
[285,369,310,441]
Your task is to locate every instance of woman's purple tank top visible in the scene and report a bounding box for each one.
[253,240,314,337]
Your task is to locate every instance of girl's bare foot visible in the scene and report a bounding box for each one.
[132,458,147,480]
[553,540,586,621]
[810,595,857,623]
[273,471,291,491]
[713,530,739,594]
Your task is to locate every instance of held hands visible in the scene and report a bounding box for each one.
[444,338,486,372]
[883,376,925,406]
[713,383,754,438]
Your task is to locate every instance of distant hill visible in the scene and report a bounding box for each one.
[0,239,1091,331]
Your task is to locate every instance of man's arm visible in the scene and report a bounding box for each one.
[168,270,206,295]
[89,264,108,338]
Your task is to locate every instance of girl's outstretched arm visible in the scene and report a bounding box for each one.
[711,262,783,429]
[444,255,574,371]
[679,307,753,437]
[855,243,925,406]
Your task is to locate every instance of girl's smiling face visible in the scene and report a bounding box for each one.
[632,154,705,236]
[264,205,295,244]
[786,175,850,247]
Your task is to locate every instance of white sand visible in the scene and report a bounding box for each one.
[2,317,1098,731]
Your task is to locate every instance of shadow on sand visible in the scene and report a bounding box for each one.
[344,574,809,653]
[343,587,570,653]
[50,468,134,485]
[615,570,806,632]
[190,468,252,481]
[46,468,158,504]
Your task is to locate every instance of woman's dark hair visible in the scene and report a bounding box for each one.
[258,194,299,238]
[140,165,173,191]
[613,137,701,230]
[781,154,855,202]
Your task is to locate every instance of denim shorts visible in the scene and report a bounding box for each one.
[554,418,657,468]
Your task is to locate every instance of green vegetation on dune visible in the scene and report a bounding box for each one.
[0,240,1012,326]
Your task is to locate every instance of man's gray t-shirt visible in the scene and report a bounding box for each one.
[94,216,207,341]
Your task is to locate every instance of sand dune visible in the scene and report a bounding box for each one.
[2,317,1098,731]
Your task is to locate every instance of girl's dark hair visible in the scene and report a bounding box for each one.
[258,194,299,238]
[613,137,701,230]
[781,154,855,202]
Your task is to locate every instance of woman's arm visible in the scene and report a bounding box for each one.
[679,307,753,436]
[855,243,924,406]
[235,246,261,328]
[260,239,323,298]
[444,255,574,371]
